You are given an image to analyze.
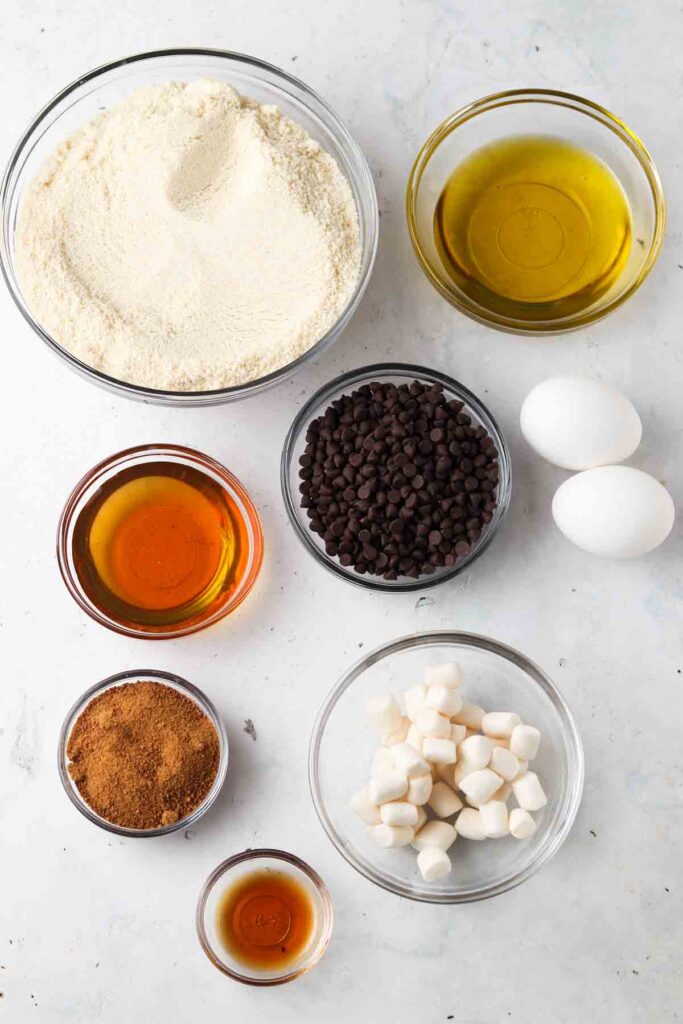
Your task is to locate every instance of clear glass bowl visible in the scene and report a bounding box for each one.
[57,444,264,639]
[309,631,584,903]
[196,849,333,985]
[58,669,229,837]
[407,89,665,334]
[0,48,378,405]
[281,363,511,592]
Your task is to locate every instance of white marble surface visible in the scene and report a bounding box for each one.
[1,1,682,1021]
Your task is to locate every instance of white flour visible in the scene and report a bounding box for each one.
[15,80,361,391]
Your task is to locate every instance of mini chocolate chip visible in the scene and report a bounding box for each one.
[296,377,500,580]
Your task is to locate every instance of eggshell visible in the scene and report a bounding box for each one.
[552,466,675,558]
[520,375,642,470]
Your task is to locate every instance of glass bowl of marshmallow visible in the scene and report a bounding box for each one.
[309,631,583,903]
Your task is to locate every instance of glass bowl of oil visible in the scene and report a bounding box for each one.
[309,631,583,904]
[407,89,665,334]
[57,444,264,639]
[196,849,333,985]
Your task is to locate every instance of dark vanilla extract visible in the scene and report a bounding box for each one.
[216,870,315,970]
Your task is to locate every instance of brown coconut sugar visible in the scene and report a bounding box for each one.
[66,680,220,829]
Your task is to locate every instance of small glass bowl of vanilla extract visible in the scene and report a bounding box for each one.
[57,444,263,639]
[196,850,333,985]
[407,89,665,334]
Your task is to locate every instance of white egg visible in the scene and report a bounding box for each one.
[520,375,642,470]
[552,466,675,558]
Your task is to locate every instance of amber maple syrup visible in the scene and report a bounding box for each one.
[72,461,250,631]
[434,135,632,321]
[216,870,316,971]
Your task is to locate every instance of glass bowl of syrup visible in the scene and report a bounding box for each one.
[196,849,333,985]
[407,89,665,334]
[57,444,263,639]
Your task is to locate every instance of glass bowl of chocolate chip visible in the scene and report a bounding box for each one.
[281,363,511,591]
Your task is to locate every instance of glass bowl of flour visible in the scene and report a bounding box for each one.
[0,49,378,405]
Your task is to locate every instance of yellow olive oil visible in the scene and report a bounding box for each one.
[434,135,632,321]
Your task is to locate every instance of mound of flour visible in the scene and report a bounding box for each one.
[15,80,361,391]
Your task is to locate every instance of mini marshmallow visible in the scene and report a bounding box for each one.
[350,786,381,825]
[510,724,541,761]
[416,709,451,739]
[459,768,503,808]
[424,662,463,689]
[406,773,432,806]
[426,684,463,717]
[368,823,414,848]
[449,723,466,746]
[490,746,520,782]
[481,711,521,738]
[453,703,486,730]
[415,805,428,831]
[371,747,395,777]
[492,781,512,803]
[509,807,537,839]
[380,801,419,827]
[403,684,428,722]
[480,800,509,838]
[383,716,410,746]
[458,734,493,770]
[411,820,457,852]
[392,741,430,779]
[512,771,547,811]
[422,737,457,764]
[405,723,423,751]
[368,770,408,805]
[366,693,402,738]
[358,674,547,870]
[455,807,486,840]
[428,781,463,818]
[417,846,452,881]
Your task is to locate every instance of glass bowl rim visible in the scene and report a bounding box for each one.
[56,442,264,639]
[57,667,229,838]
[0,46,379,404]
[195,847,334,985]
[280,361,512,592]
[406,87,666,335]
[308,629,585,904]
